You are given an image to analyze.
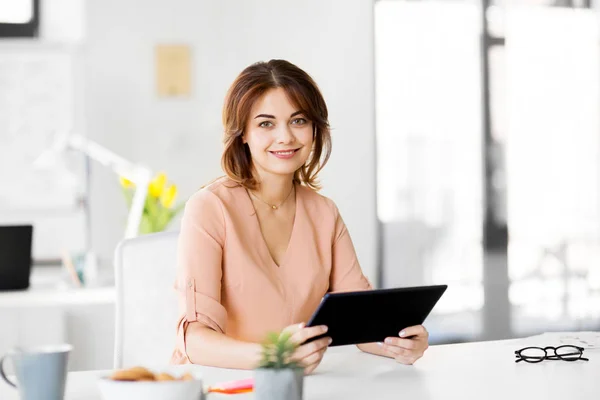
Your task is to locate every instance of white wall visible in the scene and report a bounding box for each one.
[0,0,87,261]
[85,0,379,284]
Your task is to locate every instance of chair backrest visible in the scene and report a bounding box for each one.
[113,231,179,369]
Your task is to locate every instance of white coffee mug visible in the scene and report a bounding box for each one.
[0,344,72,400]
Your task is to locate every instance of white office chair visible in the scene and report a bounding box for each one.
[113,231,180,369]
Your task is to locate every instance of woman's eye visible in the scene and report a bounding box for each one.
[291,118,307,125]
[259,121,273,128]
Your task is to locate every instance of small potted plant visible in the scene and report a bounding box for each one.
[254,331,304,400]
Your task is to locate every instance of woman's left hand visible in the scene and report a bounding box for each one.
[380,325,429,365]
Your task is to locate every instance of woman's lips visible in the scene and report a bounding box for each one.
[269,148,300,159]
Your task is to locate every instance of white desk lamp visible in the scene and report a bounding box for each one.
[35,133,153,239]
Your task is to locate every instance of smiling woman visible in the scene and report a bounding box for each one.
[242,88,316,195]
[171,60,430,373]
[221,59,331,192]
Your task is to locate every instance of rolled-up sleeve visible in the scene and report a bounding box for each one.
[172,189,227,364]
[329,202,373,293]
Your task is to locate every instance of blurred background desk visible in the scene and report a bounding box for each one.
[0,266,116,372]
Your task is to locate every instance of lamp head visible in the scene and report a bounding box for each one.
[32,132,80,189]
[33,132,71,169]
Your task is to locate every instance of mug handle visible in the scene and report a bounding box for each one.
[0,354,17,388]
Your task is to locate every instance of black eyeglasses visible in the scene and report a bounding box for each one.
[515,345,589,363]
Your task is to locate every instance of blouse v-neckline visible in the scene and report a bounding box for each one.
[244,183,300,269]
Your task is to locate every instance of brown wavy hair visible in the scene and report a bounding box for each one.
[221,59,331,191]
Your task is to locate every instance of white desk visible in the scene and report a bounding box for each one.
[0,266,116,308]
[2,340,599,400]
[0,285,115,307]
[0,267,116,372]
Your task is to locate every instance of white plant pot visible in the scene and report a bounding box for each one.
[254,368,304,400]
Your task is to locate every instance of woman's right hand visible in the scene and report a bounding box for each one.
[283,322,331,374]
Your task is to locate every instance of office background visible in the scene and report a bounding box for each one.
[1,0,599,371]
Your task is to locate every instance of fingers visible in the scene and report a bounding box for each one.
[280,322,331,374]
[395,353,422,365]
[292,336,332,361]
[281,323,330,374]
[291,336,330,375]
[282,322,305,336]
[302,347,328,375]
[290,325,328,345]
[379,342,420,365]
[381,343,411,357]
[398,325,428,339]
[300,346,327,366]
[382,342,423,365]
[303,359,321,375]
[383,337,423,349]
[381,325,430,365]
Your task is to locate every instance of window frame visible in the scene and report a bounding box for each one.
[0,0,40,38]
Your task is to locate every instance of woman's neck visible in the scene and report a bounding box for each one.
[253,174,295,206]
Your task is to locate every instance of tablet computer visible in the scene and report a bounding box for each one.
[305,285,447,346]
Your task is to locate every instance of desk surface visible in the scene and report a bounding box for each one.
[0,266,115,307]
[0,285,116,307]
[1,339,598,400]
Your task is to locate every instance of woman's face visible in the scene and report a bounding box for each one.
[243,87,314,181]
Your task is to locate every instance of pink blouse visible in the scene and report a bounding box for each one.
[171,177,372,364]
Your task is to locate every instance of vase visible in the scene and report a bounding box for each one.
[254,368,304,400]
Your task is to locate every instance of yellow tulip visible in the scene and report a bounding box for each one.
[119,176,134,188]
[160,184,178,208]
[149,172,167,198]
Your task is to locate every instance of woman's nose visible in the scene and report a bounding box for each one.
[276,125,295,144]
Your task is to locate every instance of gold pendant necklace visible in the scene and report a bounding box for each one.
[249,184,295,210]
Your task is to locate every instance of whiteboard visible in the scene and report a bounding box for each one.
[0,47,87,260]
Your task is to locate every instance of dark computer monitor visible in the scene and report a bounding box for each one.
[0,225,33,291]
